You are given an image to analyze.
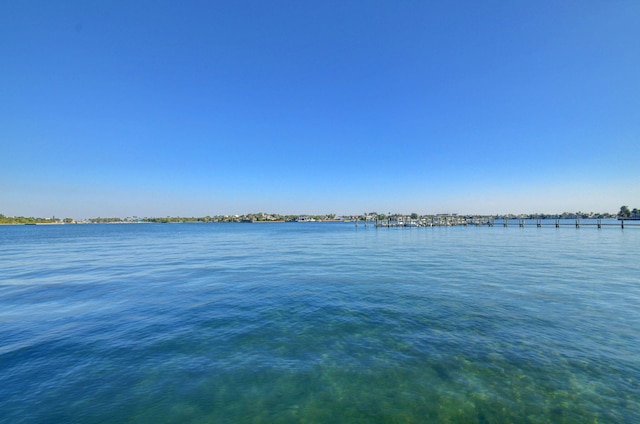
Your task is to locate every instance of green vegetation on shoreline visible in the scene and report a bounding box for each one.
[618,205,640,219]
[0,214,66,225]
[2,208,636,225]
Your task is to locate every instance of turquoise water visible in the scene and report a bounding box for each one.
[1,223,639,423]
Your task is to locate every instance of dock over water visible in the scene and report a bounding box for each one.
[360,216,639,229]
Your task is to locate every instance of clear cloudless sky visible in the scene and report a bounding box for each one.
[2,1,639,218]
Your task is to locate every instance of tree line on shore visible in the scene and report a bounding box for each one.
[618,206,640,218]
[0,214,69,224]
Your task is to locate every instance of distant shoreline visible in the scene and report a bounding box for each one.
[3,211,638,225]
[3,217,639,226]
[0,222,65,226]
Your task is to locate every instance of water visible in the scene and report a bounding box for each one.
[1,223,639,423]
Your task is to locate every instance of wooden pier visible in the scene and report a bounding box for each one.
[365,216,638,229]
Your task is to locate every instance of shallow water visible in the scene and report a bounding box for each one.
[1,223,639,423]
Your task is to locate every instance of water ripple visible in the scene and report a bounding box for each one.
[1,223,639,423]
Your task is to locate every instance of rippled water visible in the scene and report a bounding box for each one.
[1,223,639,423]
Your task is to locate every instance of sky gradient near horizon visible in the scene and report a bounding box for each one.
[2,1,639,218]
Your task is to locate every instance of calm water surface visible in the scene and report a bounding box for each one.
[1,223,639,423]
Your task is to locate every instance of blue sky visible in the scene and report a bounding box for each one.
[2,1,639,218]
